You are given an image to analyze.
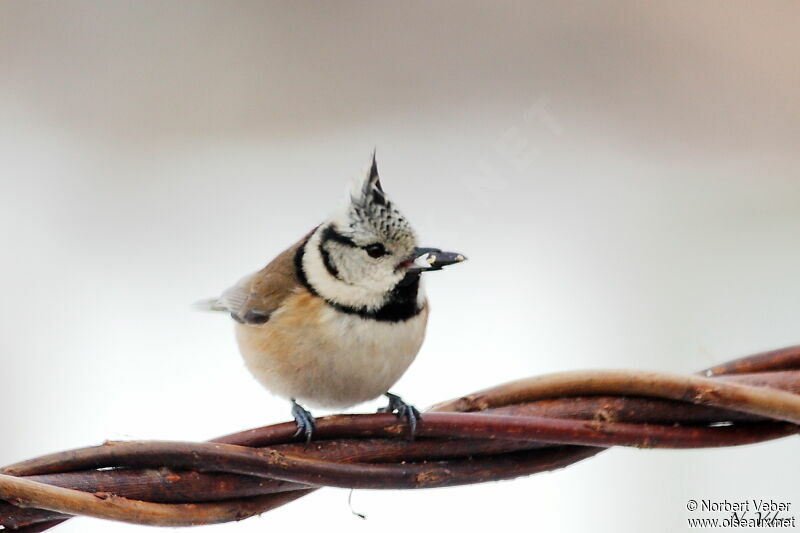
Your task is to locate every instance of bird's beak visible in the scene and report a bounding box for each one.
[401,247,467,272]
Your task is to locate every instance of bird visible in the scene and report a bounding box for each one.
[200,154,466,441]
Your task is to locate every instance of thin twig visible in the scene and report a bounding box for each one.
[0,474,312,527]
[428,370,800,423]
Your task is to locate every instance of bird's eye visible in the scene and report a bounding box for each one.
[364,243,387,258]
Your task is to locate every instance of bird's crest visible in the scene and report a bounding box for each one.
[342,153,415,247]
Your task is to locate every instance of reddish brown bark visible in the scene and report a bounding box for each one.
[2,345,799,531]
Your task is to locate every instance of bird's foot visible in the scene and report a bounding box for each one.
[290,399,316,443]
[377,392,421,439]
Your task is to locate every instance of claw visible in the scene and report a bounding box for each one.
[378,392,421,439]
[291,399,316,443]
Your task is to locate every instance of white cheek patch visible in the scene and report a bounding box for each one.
[304,228,403,310]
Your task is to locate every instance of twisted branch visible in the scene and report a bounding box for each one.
[3,345,800,530]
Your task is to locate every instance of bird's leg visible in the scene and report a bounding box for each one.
[290,398,316,443]
[377,392,421,439]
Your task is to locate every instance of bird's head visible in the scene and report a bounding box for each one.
[300,154,466,314]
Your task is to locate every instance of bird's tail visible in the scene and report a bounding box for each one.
[192,297,226,312]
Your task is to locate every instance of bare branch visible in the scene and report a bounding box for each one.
[2,344,799,531]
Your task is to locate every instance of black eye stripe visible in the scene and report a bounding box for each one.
[321,225,392,259]
[321,225,358,248]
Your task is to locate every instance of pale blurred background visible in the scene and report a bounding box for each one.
[1,2,799,532]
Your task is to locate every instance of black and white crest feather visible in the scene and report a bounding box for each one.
[346,154,415,246]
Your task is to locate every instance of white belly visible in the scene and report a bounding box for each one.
[236,290,429,409]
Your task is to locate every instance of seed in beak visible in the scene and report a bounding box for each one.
[414,253,436,268]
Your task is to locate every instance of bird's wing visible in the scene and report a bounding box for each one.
[199,237,307,325]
